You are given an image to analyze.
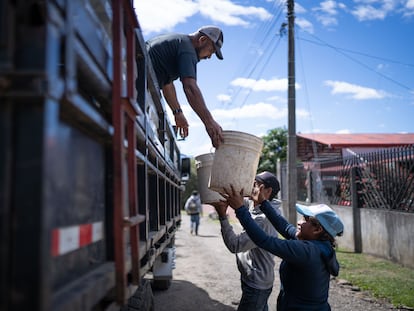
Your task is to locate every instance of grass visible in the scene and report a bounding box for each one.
[336,249,414,308]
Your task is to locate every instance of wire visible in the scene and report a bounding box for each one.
[295,30,319,159]
[237,35,283,108]
[296,33,413,91]
[223,1,286,109]
[298,37,414,68]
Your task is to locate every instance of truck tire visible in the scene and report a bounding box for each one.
[121,279,154,311]
[151,278,171,290]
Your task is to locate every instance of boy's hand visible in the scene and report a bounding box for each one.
[251,183,266,204]
[210,201,228,218]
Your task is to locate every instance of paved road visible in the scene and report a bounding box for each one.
[153,208,399,310]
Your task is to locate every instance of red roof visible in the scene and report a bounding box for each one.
[297,133,414,148]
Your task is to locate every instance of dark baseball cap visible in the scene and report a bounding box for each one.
[255,171,280,197]
[198,25,224,60]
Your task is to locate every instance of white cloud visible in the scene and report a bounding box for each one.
[338,3,347,10]
[405,0,414,16]
[376,63,387,71]
[266,95,286,104]
[317,15,338,26]
[295,2,314,33]
[319,0,338,15]
[295,3,307,14]
[324,80,387,100]
[210,102,310,121]
[230,77,301,92]
[306,0,411,26]
[336,129,352,134]
[296,17,314,33]
[217,94,232,103]
[351,0,396,21]
[212,102,287,119]
[352,5,386,20]
[312,0,341,26]
[296,108,311,119]
[166,102,206,128]
[134,0,272,35]
[198,0,272,26]
[134,0,198,34]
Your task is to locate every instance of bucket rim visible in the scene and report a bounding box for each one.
[195,152,215,160]
[222,130,262,139]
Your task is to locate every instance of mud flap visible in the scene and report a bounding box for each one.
[152,247,175,290]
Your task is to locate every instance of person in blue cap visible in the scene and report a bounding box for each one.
[222,184,344,311]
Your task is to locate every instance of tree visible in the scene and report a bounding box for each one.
[258,127,288,174]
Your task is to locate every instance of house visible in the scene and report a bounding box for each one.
[297,133,414,162]
[292,133,414,207]
[290,134,414,268]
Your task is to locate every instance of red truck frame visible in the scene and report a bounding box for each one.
[0,1,189,310]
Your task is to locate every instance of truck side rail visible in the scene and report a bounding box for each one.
[0,0,184,310]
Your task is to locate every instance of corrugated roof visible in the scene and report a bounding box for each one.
[297,133,414,148]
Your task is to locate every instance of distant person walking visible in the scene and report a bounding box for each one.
[224,184,344,311]
[184,190,203,235]
[212,172,282,311]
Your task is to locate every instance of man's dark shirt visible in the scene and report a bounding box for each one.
[146,33,199,88]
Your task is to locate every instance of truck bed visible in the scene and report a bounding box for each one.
[0,1,187,310]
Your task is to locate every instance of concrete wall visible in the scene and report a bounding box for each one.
[331,205,414,268]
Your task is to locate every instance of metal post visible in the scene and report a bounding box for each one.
[276,158,281,200]
[306,170,312,203]
[351,167,362,253]
[287,0,297,224]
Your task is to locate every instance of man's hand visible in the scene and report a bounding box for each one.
[222,185,244,210]
[174,113,189,138]
[205,120,224,148]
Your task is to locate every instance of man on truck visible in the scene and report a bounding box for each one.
[146,25,224,148]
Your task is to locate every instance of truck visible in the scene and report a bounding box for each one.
[0,0,190,310]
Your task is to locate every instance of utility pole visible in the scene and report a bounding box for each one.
[287,0,297,225]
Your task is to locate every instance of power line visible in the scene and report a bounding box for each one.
[296,33,413,91]
[298,36,414,68]
[238,35,283,108]
[223,1,286,108]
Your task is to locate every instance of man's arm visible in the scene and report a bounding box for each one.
[181,77,223,148]
[161,82,189,138]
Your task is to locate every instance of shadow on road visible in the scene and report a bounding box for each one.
[193,234,219,238]
[153,280,236,311]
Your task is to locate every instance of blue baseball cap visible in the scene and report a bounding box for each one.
[296,203,344,238]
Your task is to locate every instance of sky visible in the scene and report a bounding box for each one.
[133,0,414,158]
